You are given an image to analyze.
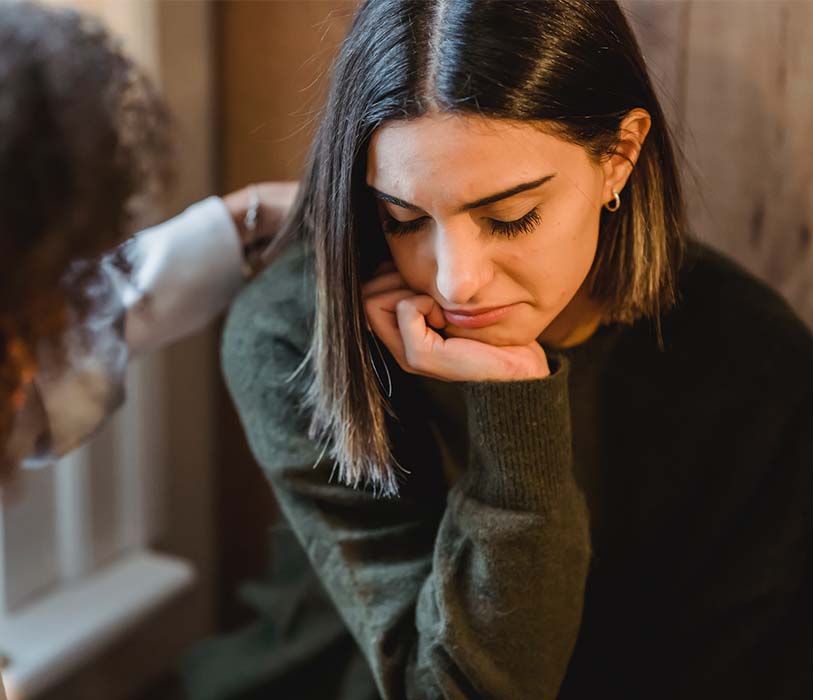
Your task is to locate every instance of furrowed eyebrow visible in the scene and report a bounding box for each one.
[369,173,556,214]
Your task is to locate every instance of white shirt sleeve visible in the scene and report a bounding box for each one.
[119,195,244,355]
[15,196,244,466]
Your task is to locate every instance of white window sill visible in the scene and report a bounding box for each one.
[0,551,195,700]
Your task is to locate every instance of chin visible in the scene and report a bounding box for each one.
[442,322,545,347]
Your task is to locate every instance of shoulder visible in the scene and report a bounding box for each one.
[663,239,813,401]
[220,240,323,468]
[221,240,315,400]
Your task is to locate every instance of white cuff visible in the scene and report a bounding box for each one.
[121,196,244,355]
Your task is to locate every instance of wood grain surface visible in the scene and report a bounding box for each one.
[624,0,813,326]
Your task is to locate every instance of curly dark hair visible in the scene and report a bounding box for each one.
[0,1,173,474]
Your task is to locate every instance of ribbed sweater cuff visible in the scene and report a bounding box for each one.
[460,355,573,513]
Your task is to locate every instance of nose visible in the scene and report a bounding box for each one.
[433,223,493,305]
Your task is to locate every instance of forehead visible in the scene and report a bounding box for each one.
[366,113,581,200]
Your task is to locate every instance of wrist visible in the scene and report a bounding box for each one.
[461,355,573,511]
[223,187,257,247]
[507,344,551,381]
[221,181,298,279]
[222,186,269,279]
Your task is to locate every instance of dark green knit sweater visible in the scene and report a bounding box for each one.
[216,239,813,700]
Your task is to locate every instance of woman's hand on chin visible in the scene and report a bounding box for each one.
[362,264,550,383]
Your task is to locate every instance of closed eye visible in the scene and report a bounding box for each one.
[489,207,542,238]
[381,207,542,239]
[381,214,427,236]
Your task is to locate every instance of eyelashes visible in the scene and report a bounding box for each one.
[381,207,542,239]
[490,207,542,238]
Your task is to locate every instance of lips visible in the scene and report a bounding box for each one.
[442,303,518,329]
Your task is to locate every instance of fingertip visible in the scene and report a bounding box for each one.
[426,312,447,331]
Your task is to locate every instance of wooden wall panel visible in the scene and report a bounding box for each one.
[218,0,358,188]
[779,1,813,325]
[621,0,690,143]
[683,2,812,303]
[626,0,813,327]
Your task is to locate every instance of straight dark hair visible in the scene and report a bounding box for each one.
[269,0,686,496]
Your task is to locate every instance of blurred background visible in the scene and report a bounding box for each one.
[0,1,809,699]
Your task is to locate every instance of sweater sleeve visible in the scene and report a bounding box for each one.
[222,270,592,700]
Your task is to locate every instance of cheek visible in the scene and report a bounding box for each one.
[512,204,600,300]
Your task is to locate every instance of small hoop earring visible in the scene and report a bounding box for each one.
[604,190,621,212]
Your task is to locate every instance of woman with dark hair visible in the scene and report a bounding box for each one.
[221,0,813,698]
[0,2,295,475]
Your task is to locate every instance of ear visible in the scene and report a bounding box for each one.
[600,108,652,206]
